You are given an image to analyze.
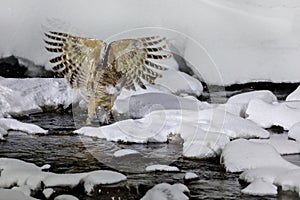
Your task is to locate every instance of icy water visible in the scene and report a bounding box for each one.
[1,88,300,199]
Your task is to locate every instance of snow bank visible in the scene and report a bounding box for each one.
[274,169,300,196]
[141,183,189,200]
[286,86,300,101]
[0,78,80,110]
[1,0,300,85]
[288,122,300,142]
[0,118,47,135]
[54,195,78,200]
[246,99,300,130]
[220,139,298,173]
[0,158,127,198]
[241,179,277,196]
[145,165,180,172]
[0,189,38,200]
[226,90,277,117]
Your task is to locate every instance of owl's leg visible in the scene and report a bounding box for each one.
[86,100,96,125]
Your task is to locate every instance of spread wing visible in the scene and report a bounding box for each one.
[107,36,172,91]
[44,32,105,89]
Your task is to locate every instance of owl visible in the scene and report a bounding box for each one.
[44,31,172,124]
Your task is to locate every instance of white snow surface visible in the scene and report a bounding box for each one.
[286,85,300,101]
[288,122,300,142]
[145,165,180,172]
[141,183,189,200]
[241,179,277,196]
[246,99,300,130]
[250,135,300,155]
[1,0,300,85]
[0,158,127,198]
[0,118,47,135]
[42,188,54,199]
[274,169,300,196]
[0,189,38,200]
[226,90,277,117]
[113,149,140,158]
[220,139,298,173]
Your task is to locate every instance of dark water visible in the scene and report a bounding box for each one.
[1,113,299,200]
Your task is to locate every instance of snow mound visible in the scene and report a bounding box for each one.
[288,122,300,142]
[141,183,189,200]
[250,136,300,155]
[184,172,199,180]
[0,118,47,135]
[241,179,277,196]
[274,169,300,196]
[113,149,140,157]
[42,188,54,199]
[286,85,300,101]
[113,92,211,120]
[145,165,180,172]
[220,139,298,172]
[226,90,277,117]
[246,99,300,130]
[82,170,127,195]
[54,195,78,200]
[155,69,203,97]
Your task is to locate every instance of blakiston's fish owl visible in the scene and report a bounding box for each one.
[44,32,172,124]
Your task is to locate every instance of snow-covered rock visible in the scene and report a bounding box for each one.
[246,99,300,130]
[0,189,38,200]
[250,136,300,155]
[141,183,189,200]
[184,172,199,181]
[113,92,211,120]
[0,78,80,109]
[155,69,203,97]
[0,158,127,197]
[145,165,180,172]
[43,188,54,199]
[226,90,277,117]
[288,122,300,142]
[82,170,127,195]
[286,85,300,101]
[54,195,78,200]
[274,169,300,196]
[113,149,140,158]
[241,179,277,196]
[220,139,298,173]
[0,118,47,135]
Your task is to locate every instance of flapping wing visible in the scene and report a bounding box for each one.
[107,36,172,91]
[44,31,105,88]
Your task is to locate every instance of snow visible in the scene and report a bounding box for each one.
[246,99,300,130]
[54,195,78,200]
[288,122,300,142]
[184,172,199,180]
[141,183,189,200]
[0,118,47,135]
[226,90,277,117]
[82,170,127,195]
[1,0,300,85]
[155,69,203,97]
[113,92,211,120]
[0,78,80,110]
[241,179,277,196]
[274,169,300,196]
[220,139,298,173]
[250,136,300,155]
[42,188,54,199]
[0,189,38,200]
[113,149,140,158]
[0,158,127,198]
[286,85,300,101]
[145,165,180,172]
